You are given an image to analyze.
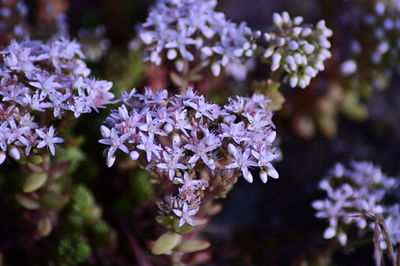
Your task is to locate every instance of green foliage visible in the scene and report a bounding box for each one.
[69,185,101,223]
[57,239,91,266]
[67,185,114,243]
[60,146,86,174]
[114,168,154,216]
[129,168,154,204]
[104,48,144,91]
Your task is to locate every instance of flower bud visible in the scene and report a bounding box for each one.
[100,125,111,138]
[106,155,116,167]
[271,53,282,71]
[130,151,139,160]
[163,123,173,133]
[167,49,177,60]
[273,13,283,26]
[260,171,269,183]
[9,147,20,160]
[211,63,221,76]
[0,151,5,165]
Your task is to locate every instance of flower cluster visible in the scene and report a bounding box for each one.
[0,38,114,164]
[364,2,400,65]
[262,12,332,88]
[312,161,400,251]
[0,0,29,40]
[341,1,400,90]
[138,0,258,77]
[99,88,279,227]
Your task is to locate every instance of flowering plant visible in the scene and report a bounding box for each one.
[2,0,400,265]
[313,161,400,263]
[0,38,114,164]
[99,87,279,258]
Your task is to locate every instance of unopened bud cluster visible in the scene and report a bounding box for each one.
[99,88,279,227]
[312,161,400,251]
[0,38,114,164]
[139,1,333,89]
[263,12,332,88]
[138,0,258,77]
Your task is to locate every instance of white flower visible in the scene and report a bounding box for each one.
[252,146,279,182]
[175,172,208,192]
[29,75,62,97]
[136,133,162,162]
[35,126,64,155]
[313,161,400,249]
[173,202,199,227]
[138,112,165,137]
[220,122,247,144]
[98,128,130,163]
[185,130,221,170]
[99,88,280,222]
[226,144,258,183]
[156,151,187,180]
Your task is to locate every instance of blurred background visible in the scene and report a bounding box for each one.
[1,0,400,265]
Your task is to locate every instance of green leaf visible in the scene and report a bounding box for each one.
[23,172,47,193]
[155,216,172,228]
[151,231,182,255]
[29,155,43,165]
[41,191,69,209]
[175,239,210,253]
[15,194,41,210]
[172,219,195,235]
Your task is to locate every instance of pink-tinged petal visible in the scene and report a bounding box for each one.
[242,167,253,183]
[188,155,199,164]
[0,152,5,164]
[267,167,279,179]
[54,137,64,144]
[107,156,116,168]
[188,208,199,216]
[226,163,238,169]
[49,144,56,155]
[179,218,185,227]
[260,171,268,183]
[168,170,175,180]
[173,209,182,216]
[156,163,167,169]
[187,218,195,227]
[37,141,46,149]
[323,227,336,239]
